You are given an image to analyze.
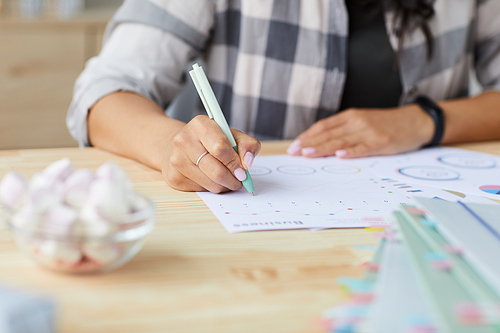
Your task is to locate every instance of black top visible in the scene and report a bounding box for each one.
[339,0,402,111]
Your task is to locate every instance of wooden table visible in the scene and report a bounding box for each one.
[1,140,500,333]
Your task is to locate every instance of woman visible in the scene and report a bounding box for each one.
[67,0,500,193]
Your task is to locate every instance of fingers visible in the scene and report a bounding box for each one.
[166,145,238,193]
[287,113,348,156]
[196,152,243,191]
[285,109,387,159]
[295,128,353,157]
[296,114,348,147]
[163,115,260,193]
[195,122,247,186]
[294,131,373,159]
[287,118,354,157]
[232,129,261,170]
[179,160,235,193]
[286,106,431,160]
[297,136,353,158]
[335,144,374,159]
[294,129,393,159]
[180,116,243,190]
[163,166,213,192]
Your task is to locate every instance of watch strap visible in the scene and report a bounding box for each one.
[414,96,445,147]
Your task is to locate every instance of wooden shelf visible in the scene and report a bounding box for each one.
[0,1,119,28]
[0,1,121,149]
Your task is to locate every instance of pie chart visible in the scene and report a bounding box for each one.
[479,185,500,195]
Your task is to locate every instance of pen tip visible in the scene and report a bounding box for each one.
[251,192,255,196]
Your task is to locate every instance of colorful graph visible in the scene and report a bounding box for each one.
[479,185,500,195]
[443,189,466,198]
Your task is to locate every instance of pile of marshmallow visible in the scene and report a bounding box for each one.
[0,158,152,272]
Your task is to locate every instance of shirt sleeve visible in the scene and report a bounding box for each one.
[474,0,500,92]
[66,0,215,147]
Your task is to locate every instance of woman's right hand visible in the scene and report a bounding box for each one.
[162,115,261,193]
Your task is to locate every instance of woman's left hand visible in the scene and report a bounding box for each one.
[287,104,435,159]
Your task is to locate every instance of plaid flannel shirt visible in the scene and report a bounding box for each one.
[67,0,500,146]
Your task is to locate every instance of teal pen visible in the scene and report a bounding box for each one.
[189,63,255,195]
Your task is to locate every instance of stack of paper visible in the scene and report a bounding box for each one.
[198,147,500,233]
[322,198,500,332]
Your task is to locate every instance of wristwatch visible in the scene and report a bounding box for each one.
[414,95,445,147]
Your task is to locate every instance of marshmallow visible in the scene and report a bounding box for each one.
[0,171,28,210]
[43,204,77,237]
[2,158,152,273]
[26,159,73,200]
[69,220,86,238]
[64,169,94,208]
[96,162,132,189]
[64,168,94,192]
[42,158,73,182]
[24,187,63,215]
[29,172,53,191]
[84,220,113,238]
[83,242,122,265]
[87,179,130,222]
[65,191,89,209]
[78,203,116,237]
[27,168,71,214]
[11,205,39,231]
[37,240,82,265]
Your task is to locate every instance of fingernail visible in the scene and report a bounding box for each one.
[287,140,302,155]
[301,147,316,156]
[234,168,247,181]
[336,150,347,157]
[244,152,254,169]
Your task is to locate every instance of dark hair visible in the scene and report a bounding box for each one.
[364,0,436,62]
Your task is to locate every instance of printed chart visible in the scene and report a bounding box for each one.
[198,147,500,233]
[377,177,495,205]
[198,155,411,232]
[359,147,500,201]
[479,185,500,195]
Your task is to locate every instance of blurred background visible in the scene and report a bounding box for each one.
[0,0,483,152]
[0,0,123,150]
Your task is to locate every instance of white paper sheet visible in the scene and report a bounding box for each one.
[359,147,500,203]
[197,148,500,233]
[371,172,497,205]
[198,155,411,233]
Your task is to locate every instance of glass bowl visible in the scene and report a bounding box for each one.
[4,198,155,274]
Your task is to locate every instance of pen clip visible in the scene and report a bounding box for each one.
[198,89,214,119]
[189,66,214,119]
